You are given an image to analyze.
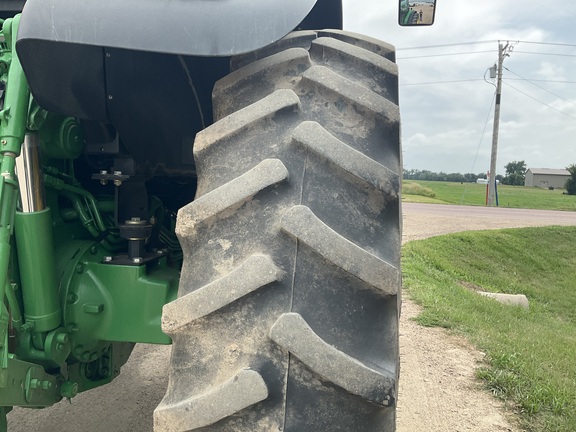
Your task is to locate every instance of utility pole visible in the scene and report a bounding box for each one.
[487,41,510,206]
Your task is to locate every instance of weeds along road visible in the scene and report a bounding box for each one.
[8,203,576,432]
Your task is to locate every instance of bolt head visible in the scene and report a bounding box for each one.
[60,382,79,398]
[56,333,69,344]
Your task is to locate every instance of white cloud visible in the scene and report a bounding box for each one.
[404,132,431,146]
[535,62,567,81]
[342,0,576,175]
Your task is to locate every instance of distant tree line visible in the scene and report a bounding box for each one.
[403,169,503,183]
[404,161,576,192]
[405,160,530,185]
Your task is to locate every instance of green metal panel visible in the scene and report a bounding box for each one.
[59,241,178,361]
[68,255,178,345]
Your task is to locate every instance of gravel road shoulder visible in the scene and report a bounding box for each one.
[397,299,518,432]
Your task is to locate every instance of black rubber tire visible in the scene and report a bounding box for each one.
[155,30,401,432]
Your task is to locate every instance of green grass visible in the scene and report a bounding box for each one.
[403,182,436,198]
[403,180,576,211]
[403,226,576,431]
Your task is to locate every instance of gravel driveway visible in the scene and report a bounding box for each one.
[8,203,576,431]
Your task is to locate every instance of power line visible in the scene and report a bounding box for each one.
[398,40,576,51]
[513,50,576,58]
[400,77,576,87]
[398,50,494,60]
[397,40,498,51]
[505,78,576,84]
[398,49,576,60]
[400,78,484,86]
[460,91,496,205]
[516,40,576,48]
[503,81,576,120]
[396,40,576,61]
[504,67,576,107]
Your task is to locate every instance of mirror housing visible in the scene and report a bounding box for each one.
[399,0,436,26]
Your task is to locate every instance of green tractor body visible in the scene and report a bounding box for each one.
[0,1,404,431]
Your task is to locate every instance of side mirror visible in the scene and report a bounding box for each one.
[399,0,436,26]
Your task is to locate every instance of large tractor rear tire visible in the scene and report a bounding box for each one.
[155,30,401,432]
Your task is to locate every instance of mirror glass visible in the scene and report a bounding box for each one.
[399,0,436,26]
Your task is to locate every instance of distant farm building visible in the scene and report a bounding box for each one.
[524,168,570,188]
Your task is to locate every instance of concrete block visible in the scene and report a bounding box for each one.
[478,292,529,309]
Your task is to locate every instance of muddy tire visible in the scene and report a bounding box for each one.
[155,30,401,432]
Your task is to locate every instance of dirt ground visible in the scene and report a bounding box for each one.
[397,204,524,432]
[8,202,576,431]
[397,299,517,432]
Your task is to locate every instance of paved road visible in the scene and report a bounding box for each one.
[403,202,576,243]
[8,203,576,431]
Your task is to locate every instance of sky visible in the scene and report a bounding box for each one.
[342,0,576,175]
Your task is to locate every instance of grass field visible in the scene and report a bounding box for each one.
[403,227,576,431]
[403,180,576,211]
